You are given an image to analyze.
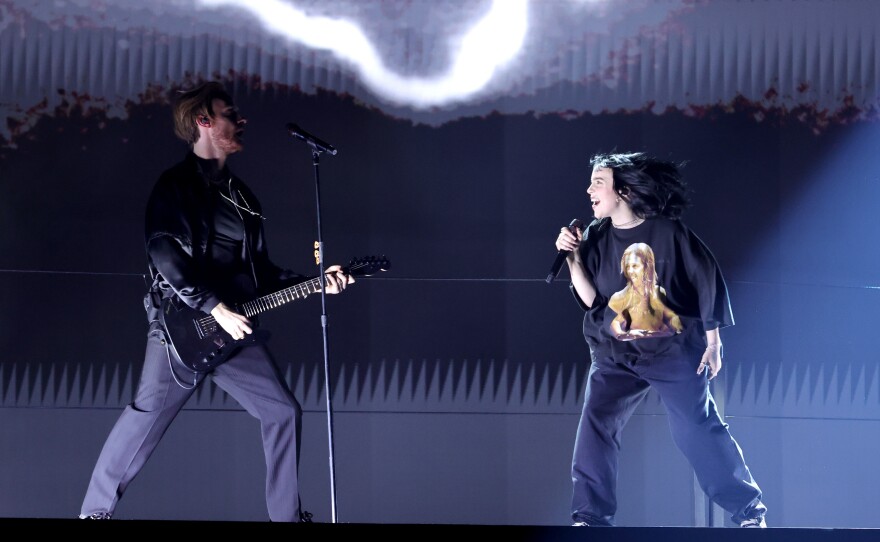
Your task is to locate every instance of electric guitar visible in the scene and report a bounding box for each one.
[160,255,390,373]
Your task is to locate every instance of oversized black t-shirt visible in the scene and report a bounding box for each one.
[573,217,734,363]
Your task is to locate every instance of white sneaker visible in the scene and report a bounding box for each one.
[740,517,767,528]
[79,512,112,519]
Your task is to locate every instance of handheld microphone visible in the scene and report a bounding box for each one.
[286,123,338,155]
[546,218,584,284]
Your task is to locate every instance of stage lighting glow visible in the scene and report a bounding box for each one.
[195,0,528,109]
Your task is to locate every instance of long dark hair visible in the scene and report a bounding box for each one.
[590,152,691,219]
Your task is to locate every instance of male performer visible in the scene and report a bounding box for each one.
[79,81,354,522]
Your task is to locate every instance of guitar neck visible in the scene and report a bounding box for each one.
[202,256,387,325]
[238,275,327,318]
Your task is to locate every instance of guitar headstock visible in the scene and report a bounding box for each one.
[348,255,391,277]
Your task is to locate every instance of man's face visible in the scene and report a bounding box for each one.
[207,98,246,155]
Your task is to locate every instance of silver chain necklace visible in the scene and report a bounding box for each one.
[220,178,266,220]
[612,216,643,228]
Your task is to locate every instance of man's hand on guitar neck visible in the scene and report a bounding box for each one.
[209,265,351,341]
[211,302,253,341]
[321,264,355,293]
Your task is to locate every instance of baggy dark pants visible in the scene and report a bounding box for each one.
[571,352,766,526]
[80,328,303,521]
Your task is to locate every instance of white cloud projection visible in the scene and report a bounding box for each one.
[196,0,528,109]
[1,0,879,144]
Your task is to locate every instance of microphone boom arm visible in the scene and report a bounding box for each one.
[286,123,338,156]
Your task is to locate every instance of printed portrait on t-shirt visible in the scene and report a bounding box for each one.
[608,242,683,341]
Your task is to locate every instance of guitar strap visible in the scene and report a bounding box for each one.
[145,260,206,383]
[151,326,200,389]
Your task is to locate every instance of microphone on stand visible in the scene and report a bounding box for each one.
[286,123,338,156]
[546,218,584,284]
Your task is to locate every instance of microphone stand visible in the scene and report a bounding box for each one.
[305,143,339,523]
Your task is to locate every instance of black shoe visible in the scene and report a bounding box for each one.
[79,512,112,519]
[299,510,313,523]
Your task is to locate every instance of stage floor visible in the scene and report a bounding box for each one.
[6,519,879,541]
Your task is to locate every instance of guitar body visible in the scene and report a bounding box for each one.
[160,296,268,373]
[159,255,390,373]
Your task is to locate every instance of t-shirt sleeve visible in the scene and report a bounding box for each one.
[680,227,735,330]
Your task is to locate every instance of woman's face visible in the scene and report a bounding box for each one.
[587,166,625,219]
[624,253,645,283]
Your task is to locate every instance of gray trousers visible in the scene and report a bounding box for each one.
[80,328,303,521]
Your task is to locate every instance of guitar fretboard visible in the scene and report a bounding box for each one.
[240,276,324,317]
[194,259,385,334]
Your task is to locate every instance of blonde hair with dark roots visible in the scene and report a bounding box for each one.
[171,81,233,144]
